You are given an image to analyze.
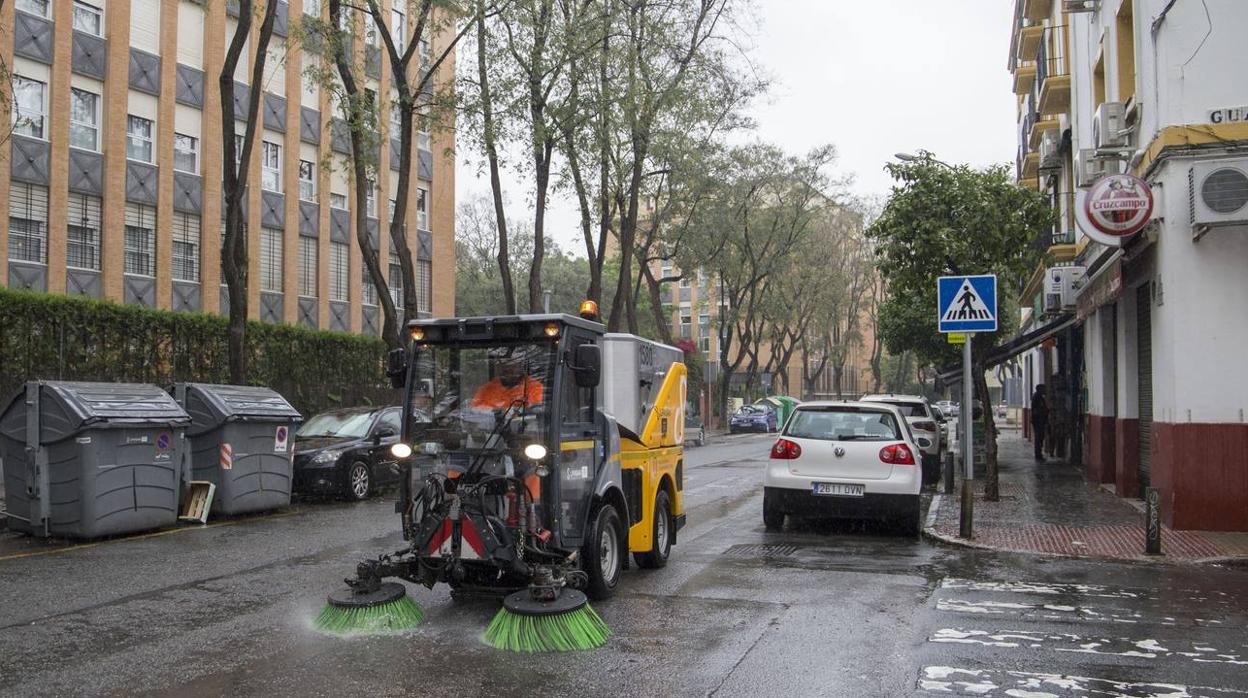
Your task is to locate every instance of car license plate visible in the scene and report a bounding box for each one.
[812,482,864,497]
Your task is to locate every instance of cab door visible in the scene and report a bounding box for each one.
[554,330,602,547]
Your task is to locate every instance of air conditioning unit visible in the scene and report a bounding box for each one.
[1038,131,1062,171]
[1094,102,1129,154]
[1074,148,1111,187]
[1063,0,1099,12]
[1189,157,1248,240]
[1043,266,1087,314]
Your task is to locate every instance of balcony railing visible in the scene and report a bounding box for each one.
[1033,192,1077,251]
[1035,25,1068,88]
[1051,230,1076,245]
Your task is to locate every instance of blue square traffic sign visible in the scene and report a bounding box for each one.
[938,275,997,333]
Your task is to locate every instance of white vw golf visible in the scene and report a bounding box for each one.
[763,401,927,535]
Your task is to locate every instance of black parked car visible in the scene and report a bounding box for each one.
[292,406,404,500]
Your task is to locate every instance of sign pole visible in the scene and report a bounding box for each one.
[960,333,974,539]
[937,273,995,542]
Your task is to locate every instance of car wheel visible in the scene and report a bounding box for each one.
[635,490,673,569]
[762,489,785,531]
[345,462,372,501]
[583,503,625,600]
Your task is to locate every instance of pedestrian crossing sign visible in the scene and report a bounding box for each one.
[938,274,997,333]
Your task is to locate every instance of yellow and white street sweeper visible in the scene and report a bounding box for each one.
[314,302,687,651]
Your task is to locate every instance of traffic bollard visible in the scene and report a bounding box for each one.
[1145,487,1162,555]
[960,478,974,539]
[943,451,955,495]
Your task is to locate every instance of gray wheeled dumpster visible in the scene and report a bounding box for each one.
[0,381,190,538]
[172,383,301,515]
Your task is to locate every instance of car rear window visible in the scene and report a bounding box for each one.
[785,408,902,441]
[876,401,927,417]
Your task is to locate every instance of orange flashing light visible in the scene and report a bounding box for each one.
[579,299,600,321]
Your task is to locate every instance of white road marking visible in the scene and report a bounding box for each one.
[937,579,1240,627]
[940,578,1149,600]
[917,666,1248,697]
[929,628,1248,665]
[936,598,1163,626]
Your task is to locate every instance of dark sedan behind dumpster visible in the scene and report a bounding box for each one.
[292,406,404,501]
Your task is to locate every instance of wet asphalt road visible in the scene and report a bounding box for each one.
[2,434,1247,697]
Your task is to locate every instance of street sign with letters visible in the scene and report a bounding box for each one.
[938,275,997,333]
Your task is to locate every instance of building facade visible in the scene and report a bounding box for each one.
[1008,0,1248,530]
[1,0,455,333]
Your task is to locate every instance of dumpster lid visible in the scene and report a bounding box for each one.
[179,383,302,422]
[16,381,191,430]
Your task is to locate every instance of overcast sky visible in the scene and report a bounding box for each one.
[455,0,1019,253]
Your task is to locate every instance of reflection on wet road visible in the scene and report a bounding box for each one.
[1,433,1246,696]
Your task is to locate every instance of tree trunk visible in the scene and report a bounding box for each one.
[475,0,515,314]
[975,360,999,501]
[219,0,278,383]
[528,142,553,312]
[331,0,398,347]
[641,263,674,345]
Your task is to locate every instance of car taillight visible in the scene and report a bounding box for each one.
[914,421,936,432]
[770,438,802,460]
[879,443,916,465]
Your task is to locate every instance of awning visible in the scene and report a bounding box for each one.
[938,313,1078,383]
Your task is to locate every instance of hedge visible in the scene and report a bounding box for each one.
[0,287,398,417]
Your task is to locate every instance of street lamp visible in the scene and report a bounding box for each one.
[894,152,954,169]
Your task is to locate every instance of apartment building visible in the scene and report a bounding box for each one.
[1,0,455,334]
[1008,0,1248,531]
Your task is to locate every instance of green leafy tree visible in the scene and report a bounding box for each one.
[867,152,1054,499]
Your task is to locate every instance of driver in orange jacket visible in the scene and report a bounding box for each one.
[471,352,544,410]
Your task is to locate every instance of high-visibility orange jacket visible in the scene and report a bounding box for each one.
[470,376,544,409]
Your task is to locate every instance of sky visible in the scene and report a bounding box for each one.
[454,0,1020,253]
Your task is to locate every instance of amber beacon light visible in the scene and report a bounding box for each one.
[579,300,600,321]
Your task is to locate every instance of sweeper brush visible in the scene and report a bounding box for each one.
[313,581,424,636]
[483,588,610,653]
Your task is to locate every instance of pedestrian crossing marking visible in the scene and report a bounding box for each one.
[917,666,1248,697]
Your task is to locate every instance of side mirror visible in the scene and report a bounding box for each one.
[374,427,397,443]
[387,348,408,389]
[573,343,601,388]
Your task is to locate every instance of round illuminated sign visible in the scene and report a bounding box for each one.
[1084,173,1154,238]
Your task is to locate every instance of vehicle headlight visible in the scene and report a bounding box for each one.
[523,443,548,461]
[390,442,413,459]
[312,449,343,464]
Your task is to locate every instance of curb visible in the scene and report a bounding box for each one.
[920,488,1248,567]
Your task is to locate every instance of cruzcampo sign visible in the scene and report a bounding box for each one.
[1078,173,1155,246]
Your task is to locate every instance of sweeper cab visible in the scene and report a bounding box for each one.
[319,303,687,645]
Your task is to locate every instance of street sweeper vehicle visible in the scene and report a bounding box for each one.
[314,302,688,651]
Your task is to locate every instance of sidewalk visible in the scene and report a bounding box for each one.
[925,429,1248,564]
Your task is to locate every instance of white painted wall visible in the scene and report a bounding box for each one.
[1151,156,1248,424]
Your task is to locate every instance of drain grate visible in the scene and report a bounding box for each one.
[723,543,799,559]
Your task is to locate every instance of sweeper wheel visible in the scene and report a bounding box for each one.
[327,581,407,608]
[501,588,589,616]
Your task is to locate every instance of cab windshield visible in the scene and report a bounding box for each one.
[405,342,557,454]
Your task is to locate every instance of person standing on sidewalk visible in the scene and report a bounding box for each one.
[1030,385,1048,461]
